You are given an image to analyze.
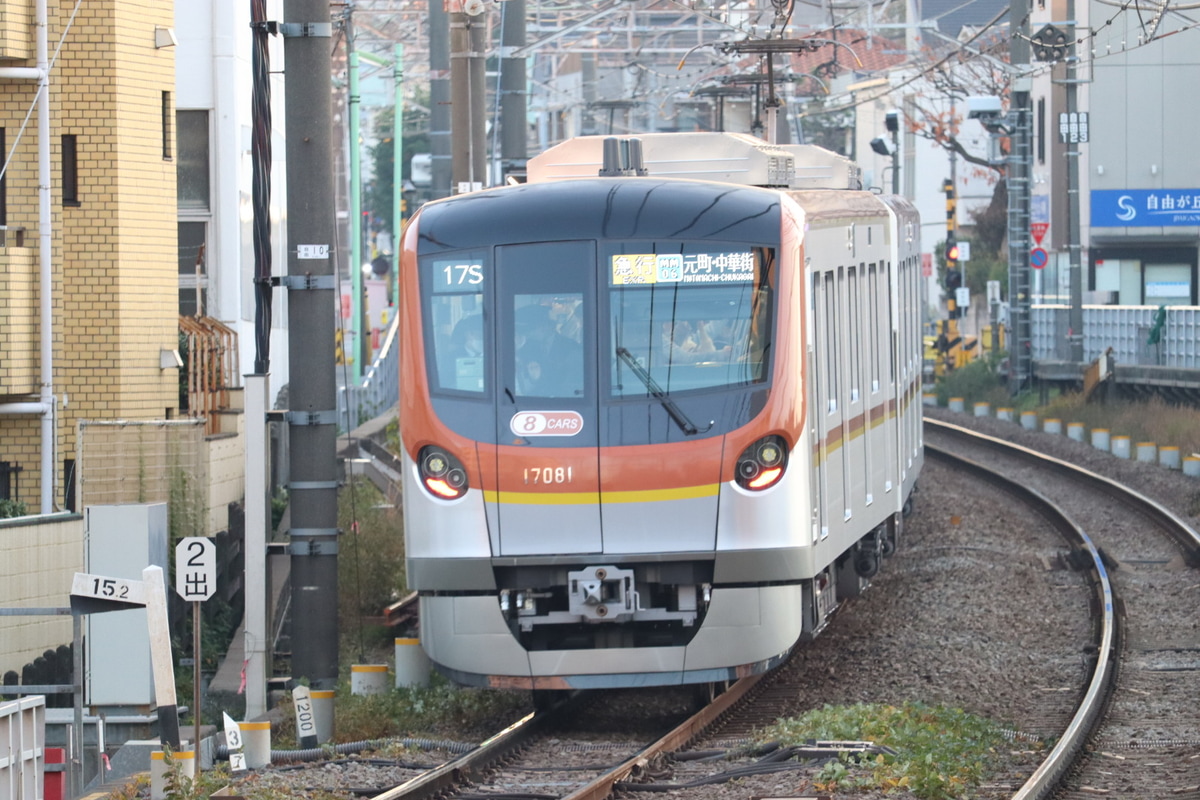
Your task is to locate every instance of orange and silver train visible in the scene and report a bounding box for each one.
[398,132,923,692]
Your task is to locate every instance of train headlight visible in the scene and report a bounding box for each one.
[418,445,469,499]
[735,435,788,491]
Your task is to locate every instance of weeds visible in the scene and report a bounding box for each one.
[270,671,527,746]
[756,701,1039,800]
[932,361,1200,457]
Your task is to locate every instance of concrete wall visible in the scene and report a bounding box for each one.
[207,406,245,536]
[0,513,84,672]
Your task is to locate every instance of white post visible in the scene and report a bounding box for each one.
[143,566,181,749]
[244,374,269,719]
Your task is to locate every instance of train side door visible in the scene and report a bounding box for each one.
[491,241,602,556]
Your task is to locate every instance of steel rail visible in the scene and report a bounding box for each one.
[560,673,763,800]
[926,424,1124,800]
[927,417,1200,560]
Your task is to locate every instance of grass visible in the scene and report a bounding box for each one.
[270,671,528,747]
[931,359,1200,457]
[755,701,1041,799]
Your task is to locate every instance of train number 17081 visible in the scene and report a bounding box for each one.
[524,466,573,485]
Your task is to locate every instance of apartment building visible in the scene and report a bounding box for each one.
[0,0,181,513]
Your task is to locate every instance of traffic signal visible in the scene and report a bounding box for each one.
[943,178,956,241]
[944,264,962,291]
[945,240,960,267]
[944,262,962,320]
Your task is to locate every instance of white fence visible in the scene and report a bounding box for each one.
[1031,305,1200,368]
[0,696,44,800]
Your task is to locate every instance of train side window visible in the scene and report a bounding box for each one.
[816,273,825,412]
[824,271,837,414]
[848,265,860,404]
[868,263,880,393]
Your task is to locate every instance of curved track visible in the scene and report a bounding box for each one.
[928,418,1200,799]
[298,420,1198,800]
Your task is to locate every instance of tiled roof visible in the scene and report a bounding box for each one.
[789,29,910,79]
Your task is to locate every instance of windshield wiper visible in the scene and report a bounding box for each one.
[616,347,712,436]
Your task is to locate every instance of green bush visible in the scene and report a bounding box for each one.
[338,477,406,624]
[0,498,28,519]
[933,357,1009,410]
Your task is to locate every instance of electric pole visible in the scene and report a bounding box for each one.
[499,0,528,181]
[430,0,451,199]
[284,0,340,691]
[450,0,486,191]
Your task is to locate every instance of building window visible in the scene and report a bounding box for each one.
[62,134,79,206]
[63,459,76,513]
[176,110,210,210]
[178,220,208,316]
[162,91,173,160]
[1,128,6,224]
[177,109,211,316]
[0,460,23,505]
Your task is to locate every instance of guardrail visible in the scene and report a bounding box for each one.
[337,316,399,434]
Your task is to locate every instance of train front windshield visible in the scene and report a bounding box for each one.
[609,248,771,397]
[420,241,774,441]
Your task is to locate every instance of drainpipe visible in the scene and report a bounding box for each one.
[0,0,55,514]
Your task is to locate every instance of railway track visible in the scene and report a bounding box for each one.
[257,420,1196,800]
[928,418,1200,799]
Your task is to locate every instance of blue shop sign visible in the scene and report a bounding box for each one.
[1091,189,1200,226]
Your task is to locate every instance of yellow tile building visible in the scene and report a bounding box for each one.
[0,0,181,510]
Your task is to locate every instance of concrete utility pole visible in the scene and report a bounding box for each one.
[283,0,340,691]
[450,1,487,191]
[499,0,528,180]
[1007,0,1034,396]
[430,0,452,199]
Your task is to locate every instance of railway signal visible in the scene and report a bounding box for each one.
[1032,24,1069,62]
[945,240,960,267]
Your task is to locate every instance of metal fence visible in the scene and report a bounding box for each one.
[76,419,209,541]
[1031,305,1200,368]
[337,315,400,433]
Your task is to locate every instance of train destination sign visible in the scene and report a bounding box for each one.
[611,251,755,285]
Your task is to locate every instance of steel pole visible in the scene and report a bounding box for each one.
[1065,10,1084,363]
[393,43,403,310]
[350,49,363,384]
